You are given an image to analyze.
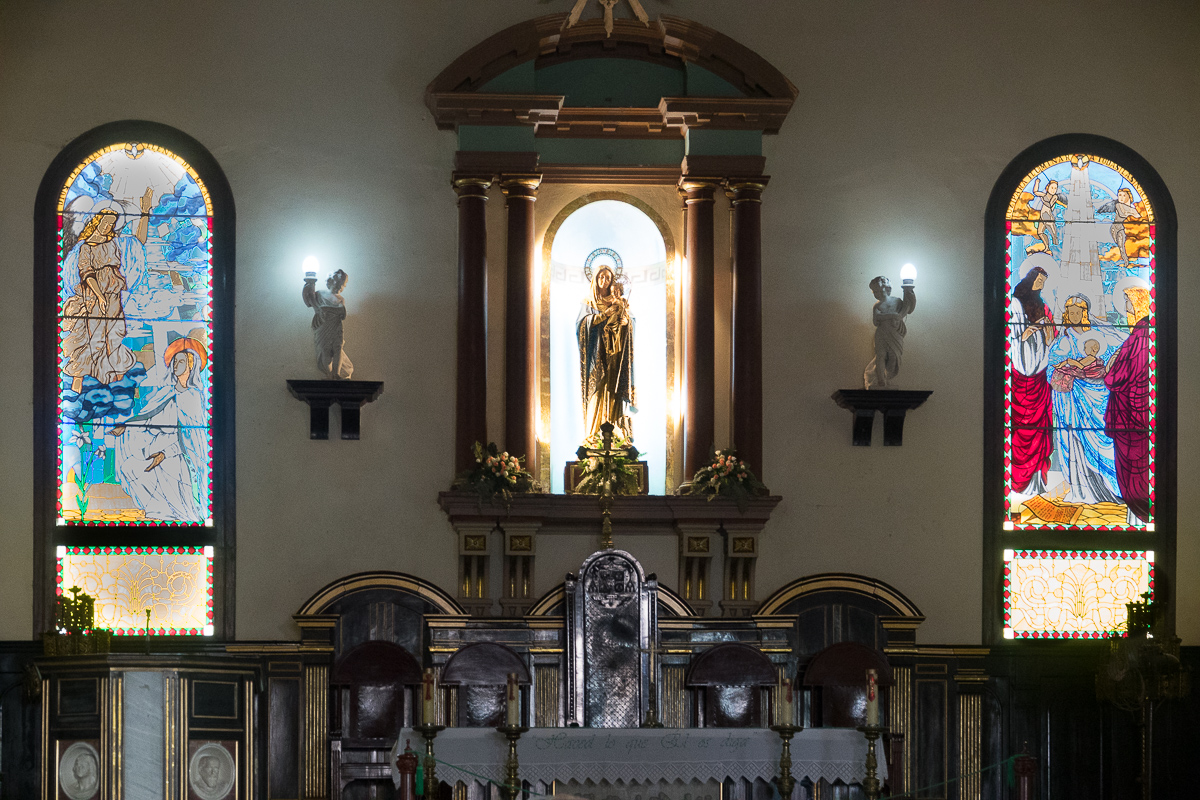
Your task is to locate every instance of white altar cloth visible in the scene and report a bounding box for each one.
[391,728,885,788]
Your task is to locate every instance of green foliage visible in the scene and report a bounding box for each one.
[682,449,769,512]
[453,442,543,506]
[573,430,641,496]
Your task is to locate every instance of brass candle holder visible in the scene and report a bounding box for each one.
[413,723,446,799]
[496,725,529,800]
[855,724,887,800]
[769,723,802,800]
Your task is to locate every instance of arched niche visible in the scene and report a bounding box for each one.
[540,192,679,491]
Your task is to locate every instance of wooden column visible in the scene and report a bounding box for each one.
[454,176,491,474]
[681,179,718,481]
[501,174,541,469]
[727,180,767,478]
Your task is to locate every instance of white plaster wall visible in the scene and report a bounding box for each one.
[0,0,1196,645]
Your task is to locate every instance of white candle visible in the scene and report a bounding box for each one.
[506,672,520,727]
[422,668,436,724]
[783,678,794,725]
[865,669,879,726]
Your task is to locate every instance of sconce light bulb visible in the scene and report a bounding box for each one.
[900,263,917,285]
[303,255,320,280]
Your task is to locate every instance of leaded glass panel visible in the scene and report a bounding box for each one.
[1002,549,1153,639]
[56,545,214,635]
[1003,155,1155,531]
[56,143,213,526]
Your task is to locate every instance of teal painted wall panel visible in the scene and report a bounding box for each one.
[458,125,537,152]
[536,59,684,107]
[685,63,744,97]
[478,61,536,93]
[538,137,683,165]
[685,129,762,157]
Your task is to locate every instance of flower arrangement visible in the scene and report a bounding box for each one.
[455,442,542,504]
[573,430,642,496]
[683,449,768,511]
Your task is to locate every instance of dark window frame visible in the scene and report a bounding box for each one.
[983,133,1176,645]
[33,121,236,638]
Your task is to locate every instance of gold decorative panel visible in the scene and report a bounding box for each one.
[463,536,487,551]
[732,537,755,553]
[686,537,709,553]
[509,535,532,552]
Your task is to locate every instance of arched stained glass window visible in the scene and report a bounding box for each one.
[985,135,1175,643]
[57,143,214,525]
[36,123,235,637]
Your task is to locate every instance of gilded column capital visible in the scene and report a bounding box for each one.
[499,173,543,198]
[678,177,720,201]
[725,178,770,203]
[452,175,492,199]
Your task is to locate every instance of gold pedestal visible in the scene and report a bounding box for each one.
[496,725,529,800]
[855,724,888,800]
[770,723,802,800]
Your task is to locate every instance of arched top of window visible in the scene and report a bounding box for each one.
[983,134,1176,643]
[35,121,235,637]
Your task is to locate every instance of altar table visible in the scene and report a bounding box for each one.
[391,727,885,789]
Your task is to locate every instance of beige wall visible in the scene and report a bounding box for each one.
[0,0,1196,644]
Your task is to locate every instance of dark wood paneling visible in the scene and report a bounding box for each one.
[915,679,946,799]
[268,678,300,800]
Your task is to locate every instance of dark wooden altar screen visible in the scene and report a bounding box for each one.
[685,642,776,728]
[439,642,530,727]
[330,640,423,797]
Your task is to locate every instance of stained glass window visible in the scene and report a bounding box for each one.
[56,143,213,526]
[1003,550,1153,639]
[57,546,214,635]
[1002,155,1155,532]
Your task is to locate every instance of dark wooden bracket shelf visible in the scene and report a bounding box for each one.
[831,389,932,446]
[287,380,384,440]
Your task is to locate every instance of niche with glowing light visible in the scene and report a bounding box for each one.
[542,198,675,494]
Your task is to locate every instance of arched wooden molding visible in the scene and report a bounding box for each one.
[425,13,798,136]
[756,572,924,618]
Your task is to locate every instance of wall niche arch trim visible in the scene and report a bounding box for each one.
[33,120,236,638]
[296,570,467,618]
[982,133,1177,644]
[539,190,679,490]
[756,573,924,618]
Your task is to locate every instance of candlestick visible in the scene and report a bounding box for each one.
[865,668,879,726]
[413,723,446,800]
[506,672,520,727]
[770,723,802,800]
[422,668,437,724]
[496,724,529,800]
[855,724,887,800]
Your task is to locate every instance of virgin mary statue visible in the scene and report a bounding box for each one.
[577,263,636,440]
